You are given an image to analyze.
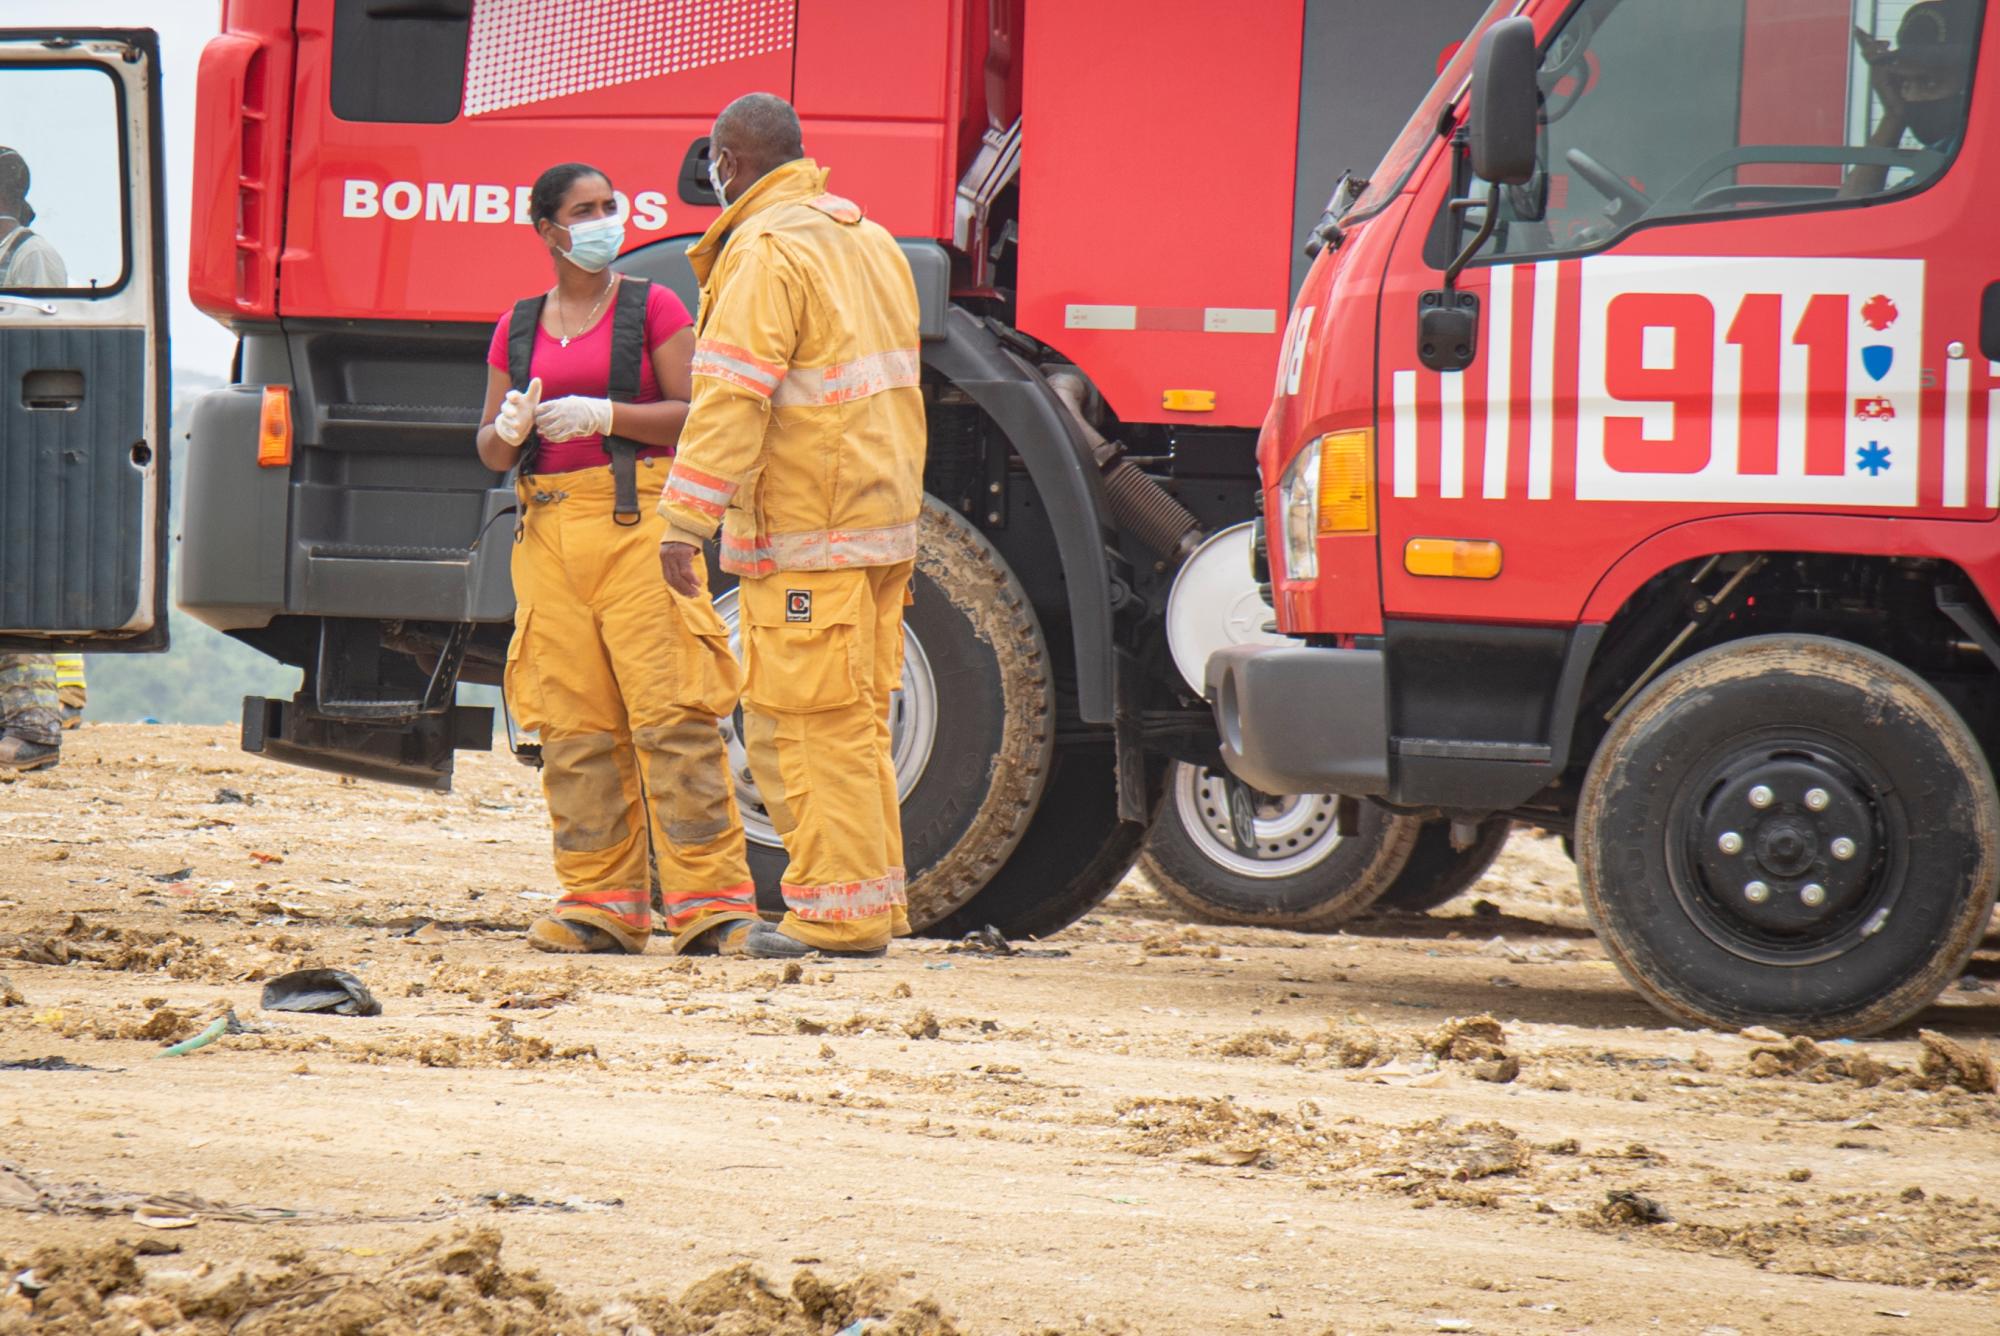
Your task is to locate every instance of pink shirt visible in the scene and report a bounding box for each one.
[486,279,694,475]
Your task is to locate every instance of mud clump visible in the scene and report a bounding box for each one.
[125,1007,197,1043]
[2,1227,966,1334]
[1422,1014,1519,1083]
[1745,1032,1996,1094]
[1918,1030,1998,1095]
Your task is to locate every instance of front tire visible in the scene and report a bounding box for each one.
[713,499,1056,930]
[1139,763,1421,929]
[1578,635,1999,1037]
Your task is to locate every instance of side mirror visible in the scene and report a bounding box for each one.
[1468,17,1539,186]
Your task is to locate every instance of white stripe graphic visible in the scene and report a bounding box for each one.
[1989,363,2000,510]
[1064,304,1137,330]
[1203,307,1279,334]
[1439,366,1465,499]
[1393,370,1419,499]
[1528,261,1557,500]
[1482,268,1514,499]
[1944,356,1970,508]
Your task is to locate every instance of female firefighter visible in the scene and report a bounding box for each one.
[476,162,756,955]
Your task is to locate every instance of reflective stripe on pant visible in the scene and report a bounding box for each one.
[505,456,754,949]
[0,654,60,746]
[52,655,85,709]
[740,561,915,952]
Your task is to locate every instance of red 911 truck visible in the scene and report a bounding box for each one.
[171,0,1494,937]
[1215,0,2000,1034]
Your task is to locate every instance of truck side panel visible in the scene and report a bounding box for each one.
[1015,0,1305,430]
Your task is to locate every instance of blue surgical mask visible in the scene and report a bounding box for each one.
[708,157,733,208]
[560,215,624,272]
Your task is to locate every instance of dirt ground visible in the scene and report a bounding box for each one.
[2,726,1997,1334]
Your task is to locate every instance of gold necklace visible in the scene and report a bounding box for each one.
[556,275,615,347]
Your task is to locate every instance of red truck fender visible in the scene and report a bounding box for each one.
[1579,513,2000,625]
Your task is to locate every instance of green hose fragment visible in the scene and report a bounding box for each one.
[156,1014,231,1058]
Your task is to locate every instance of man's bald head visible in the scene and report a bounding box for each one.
[711,92,804,197]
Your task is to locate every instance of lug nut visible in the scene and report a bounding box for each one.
[1749,785,1774,809]
[1805,787,1830,811]
[1745,880,1771,904]
[1801,882,1827,907]
[1718,831,1744,855]
[1831,837,1856,861]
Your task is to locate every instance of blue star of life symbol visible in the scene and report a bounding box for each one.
[1856,441,1892,476]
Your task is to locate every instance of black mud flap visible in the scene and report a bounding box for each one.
[242,696,492,792]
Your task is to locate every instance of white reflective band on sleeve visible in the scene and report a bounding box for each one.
[1202,307,1278,334]
[1065,304,1138,330]
[770,348,920,408]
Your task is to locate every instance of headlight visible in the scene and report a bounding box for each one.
[1274,430,1374,582]
[1278,443,1320,581]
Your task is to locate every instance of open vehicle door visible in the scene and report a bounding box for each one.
[0,29,169,652]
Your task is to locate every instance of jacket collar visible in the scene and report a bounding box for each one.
[687,158,828,283]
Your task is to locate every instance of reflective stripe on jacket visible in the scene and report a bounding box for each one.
[659,160,925,576]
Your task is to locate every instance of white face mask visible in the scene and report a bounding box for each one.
[559,214,625,272]
[708,155,733,208]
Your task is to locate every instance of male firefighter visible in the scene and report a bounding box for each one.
[659,92,925,960]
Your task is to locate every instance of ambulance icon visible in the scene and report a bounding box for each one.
[1853,397,1897,422]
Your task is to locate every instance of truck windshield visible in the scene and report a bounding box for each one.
[1341,0,1519,224]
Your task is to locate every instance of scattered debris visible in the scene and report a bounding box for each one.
[946,924,1069,958]
[262,968,382,1017]
[157,1010,245,1058]
[0,1056,110,1073]
[1598,1190,1671,1226]
[212,787,250,804]
[150,868,194,884]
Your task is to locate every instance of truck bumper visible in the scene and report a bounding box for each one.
[1208,643,1389,797]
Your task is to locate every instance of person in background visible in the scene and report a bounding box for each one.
[0,147,65,286]
[0,657,61,771]
[658,94,926,959]
[1841,0,1974,199]
[475,162,756,956]
[0,149,74,772]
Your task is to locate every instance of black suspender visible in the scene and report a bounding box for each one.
[602,276,651,526]
[506,276,653,525]
[505,293,547,477]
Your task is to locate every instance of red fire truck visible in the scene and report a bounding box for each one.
[1215,0,2000,1033]
[169,0,1501,936]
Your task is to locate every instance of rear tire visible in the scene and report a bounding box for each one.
[713,499,1056,930]
[930,740,1160,940]
[1140,763,1421,929]
[1578,634,1999,1037]
[1373,817,1513,914]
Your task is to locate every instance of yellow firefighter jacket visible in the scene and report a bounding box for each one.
[659,159,925,576]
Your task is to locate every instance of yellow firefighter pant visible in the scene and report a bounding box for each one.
[52,655,85,712]
[739,562,915,951]
[505,457,754,951]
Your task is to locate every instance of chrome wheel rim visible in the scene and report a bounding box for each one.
[1170,761,1344,879]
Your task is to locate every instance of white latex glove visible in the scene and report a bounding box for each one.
[494,377,542,447]
[534,394,615,442]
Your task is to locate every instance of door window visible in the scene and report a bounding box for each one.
[1477,0,1982,260]
[0,65,125,292]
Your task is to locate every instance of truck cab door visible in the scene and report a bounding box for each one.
[0,29,168,652]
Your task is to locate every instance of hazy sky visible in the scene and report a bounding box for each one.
[6,0,233,375]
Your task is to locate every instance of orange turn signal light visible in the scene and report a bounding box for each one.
[256,385,292,468]
[1404,537,1502,580]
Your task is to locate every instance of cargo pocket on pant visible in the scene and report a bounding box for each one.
[502,606,546,734]
[740,572,868,714]
[667,579,745,720]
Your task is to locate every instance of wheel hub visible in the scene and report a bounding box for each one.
[1173,764,1344,879]
[1694,754,1877,936]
